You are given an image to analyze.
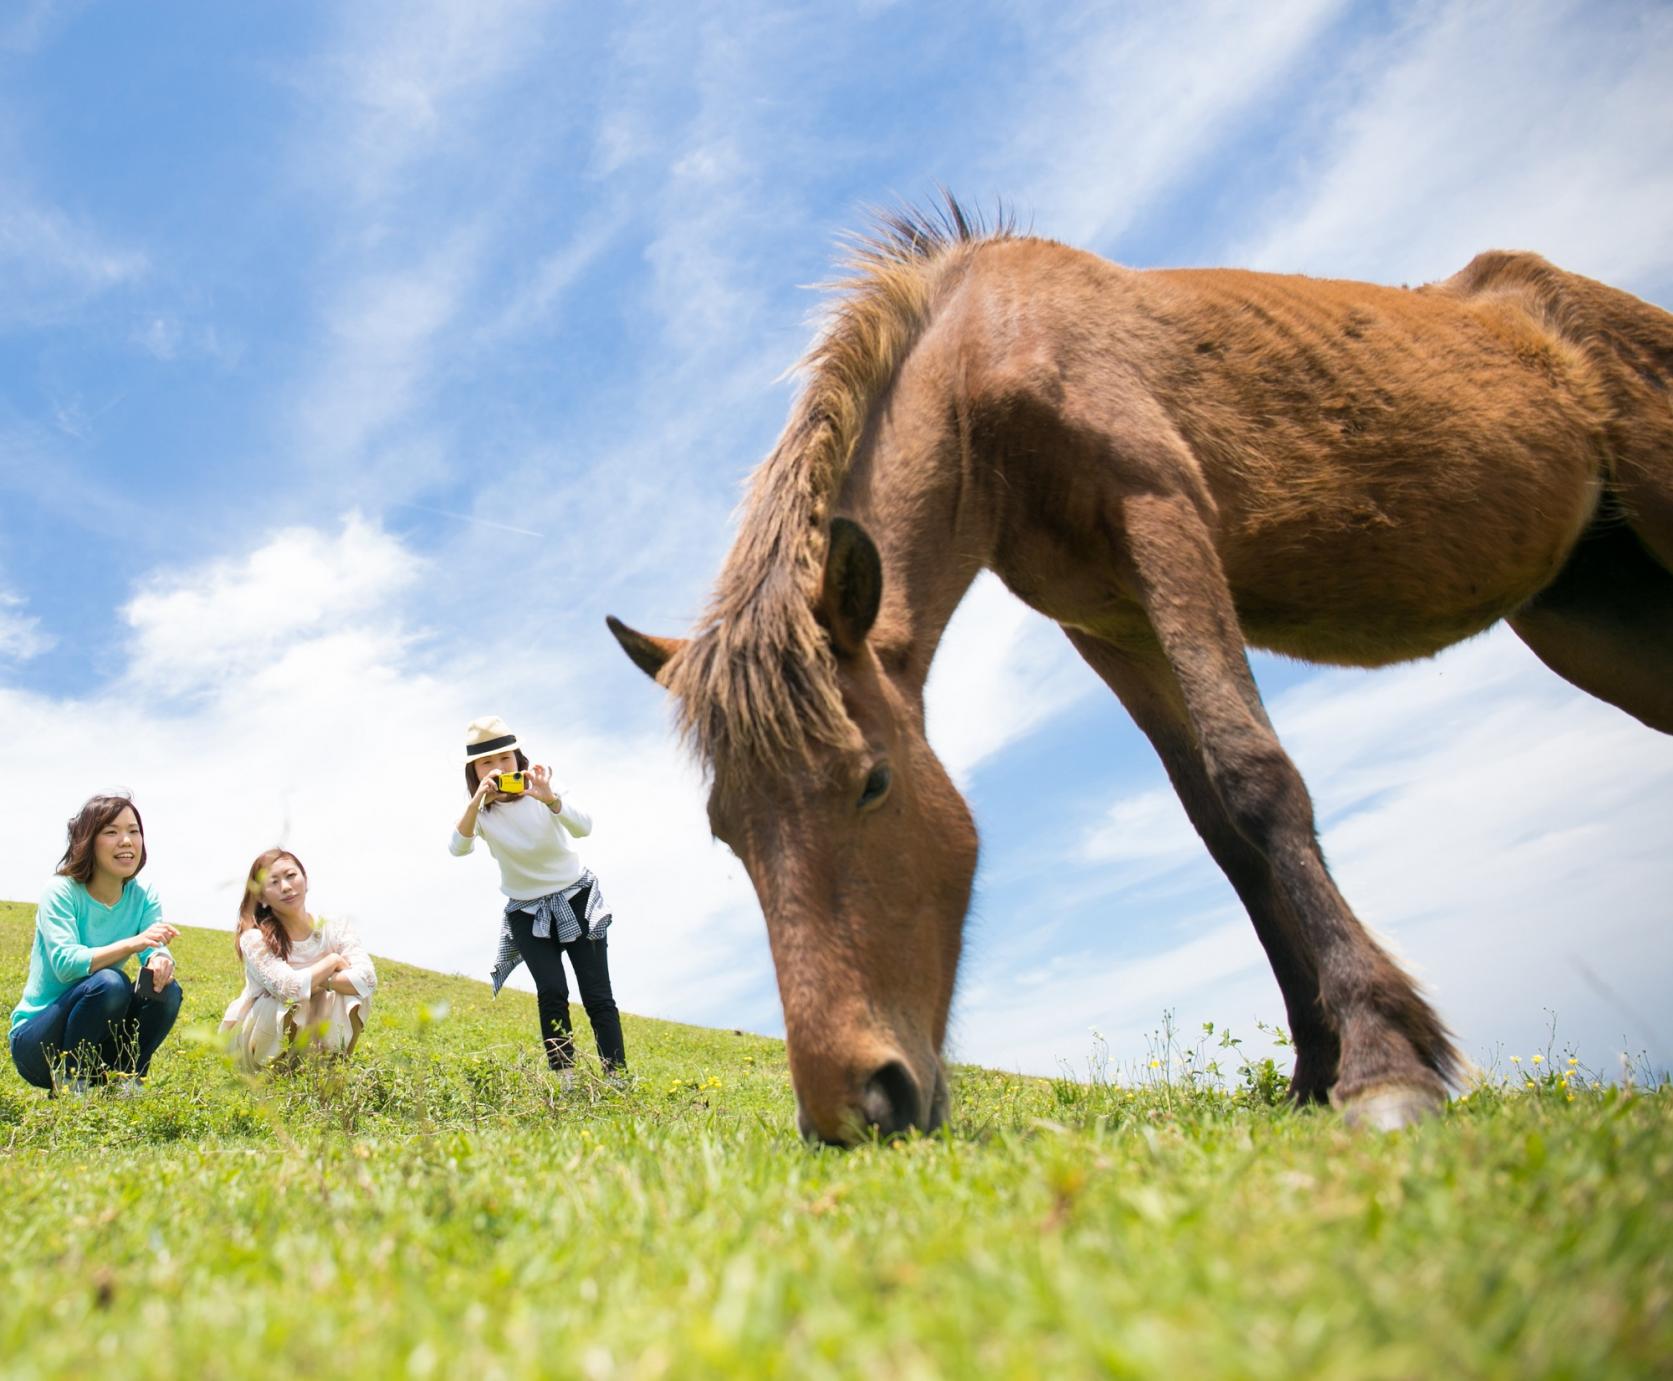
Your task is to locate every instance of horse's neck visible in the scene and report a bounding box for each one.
[840,457,986,682]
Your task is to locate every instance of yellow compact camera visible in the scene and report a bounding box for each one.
[494,771,528,794]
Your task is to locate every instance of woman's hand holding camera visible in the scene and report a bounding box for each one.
[528,764,562,812]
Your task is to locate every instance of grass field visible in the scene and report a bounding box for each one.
[2,901,1668,1378]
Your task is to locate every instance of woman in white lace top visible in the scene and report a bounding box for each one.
[219,849,377,1073]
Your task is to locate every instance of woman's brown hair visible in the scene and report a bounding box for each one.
[57,794,148,885]
[236,848,307,961]
[465,749,529,812]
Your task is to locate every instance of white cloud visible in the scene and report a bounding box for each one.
[0,590,53,661]
[955,917,1276,1080]
[121,514,420,697]
[1079,787,1200,871]
[0,517,778,1041]
[954,630,1673,1077]
[924,574,1095,788]
[1239,1,1673,290]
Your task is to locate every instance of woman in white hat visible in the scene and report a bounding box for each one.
[219,848,377,1073]
[449,715,626,1082]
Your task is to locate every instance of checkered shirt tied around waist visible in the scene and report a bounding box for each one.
[490,869,612,996]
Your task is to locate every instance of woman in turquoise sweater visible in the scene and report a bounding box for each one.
[8,794,183,1094]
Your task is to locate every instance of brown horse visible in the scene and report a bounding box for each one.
[609,201,1673,1144]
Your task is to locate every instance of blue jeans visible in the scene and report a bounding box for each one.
[9,967,184,1089]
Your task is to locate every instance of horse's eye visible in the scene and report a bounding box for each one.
[858,763,892,810]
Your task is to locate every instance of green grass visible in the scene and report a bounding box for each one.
[2,900,1668,1378]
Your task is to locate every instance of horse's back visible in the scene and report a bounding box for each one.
[959,239,1670,665]
[1433,250,1673,568]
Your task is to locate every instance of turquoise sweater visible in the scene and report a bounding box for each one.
[8,875,169,1035]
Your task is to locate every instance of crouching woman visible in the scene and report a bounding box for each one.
[9,794,183,1094]
[219,849,376,1073]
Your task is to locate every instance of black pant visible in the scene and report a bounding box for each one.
[506,906,626,1071]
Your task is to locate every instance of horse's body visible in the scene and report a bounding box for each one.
[612,207,1673,1143]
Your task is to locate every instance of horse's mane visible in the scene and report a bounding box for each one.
[667,196,1014,777]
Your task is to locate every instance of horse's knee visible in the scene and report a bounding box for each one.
[1206,743,1315,853]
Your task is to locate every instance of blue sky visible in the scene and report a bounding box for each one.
[3,0,1671,1080]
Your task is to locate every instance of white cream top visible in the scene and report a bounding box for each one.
[449,793,593,900]
[219,913,377,1024]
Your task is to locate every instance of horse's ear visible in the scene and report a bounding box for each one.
[606,616,686,684]
[817,517,883,656]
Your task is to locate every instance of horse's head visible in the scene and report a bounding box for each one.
[609,518,976,1144]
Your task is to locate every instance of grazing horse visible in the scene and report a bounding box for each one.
[609,202,1673,1144]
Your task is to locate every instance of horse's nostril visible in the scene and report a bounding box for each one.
[860,1060,921,1137]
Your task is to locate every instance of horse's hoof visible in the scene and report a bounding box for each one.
[1338,1084,1444,1132]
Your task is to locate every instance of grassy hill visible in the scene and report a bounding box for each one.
[2,901,1669,1378]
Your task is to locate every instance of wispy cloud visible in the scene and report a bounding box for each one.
[295,0,552,213]
[0,0,87,55]
[955,630,1673,1076]
[0,195,147,326]
[0,590,53,661]
[292,232,484,492]
[991,0,1348,253]
[1239,0,1673,290]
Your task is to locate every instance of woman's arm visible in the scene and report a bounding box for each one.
[36,889,174,980]
[529,765,591,837]
[134,886,176,986]
[89,927,174,975]
[451,775,499,852]
[239,931,337,1005]
[321,918,376,998]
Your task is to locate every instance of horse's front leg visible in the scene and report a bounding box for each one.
[1062,628,1338,1105]
[1112,490,1462,1127]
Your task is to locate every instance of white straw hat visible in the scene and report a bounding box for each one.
[463,715,521,763]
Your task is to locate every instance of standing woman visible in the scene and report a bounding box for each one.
[449,715,627,1083]
[220,849,377,1073]
[9,794,183,1094]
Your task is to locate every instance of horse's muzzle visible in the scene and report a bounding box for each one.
[797,1058,949,1145]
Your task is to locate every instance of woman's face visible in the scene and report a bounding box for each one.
[475,750,520,797]
[261,856,308,915]
[92,808,143,883]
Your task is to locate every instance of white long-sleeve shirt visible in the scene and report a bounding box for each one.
[449,794,593,900]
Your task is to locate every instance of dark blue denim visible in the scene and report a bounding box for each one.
[9,967,184,1089]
